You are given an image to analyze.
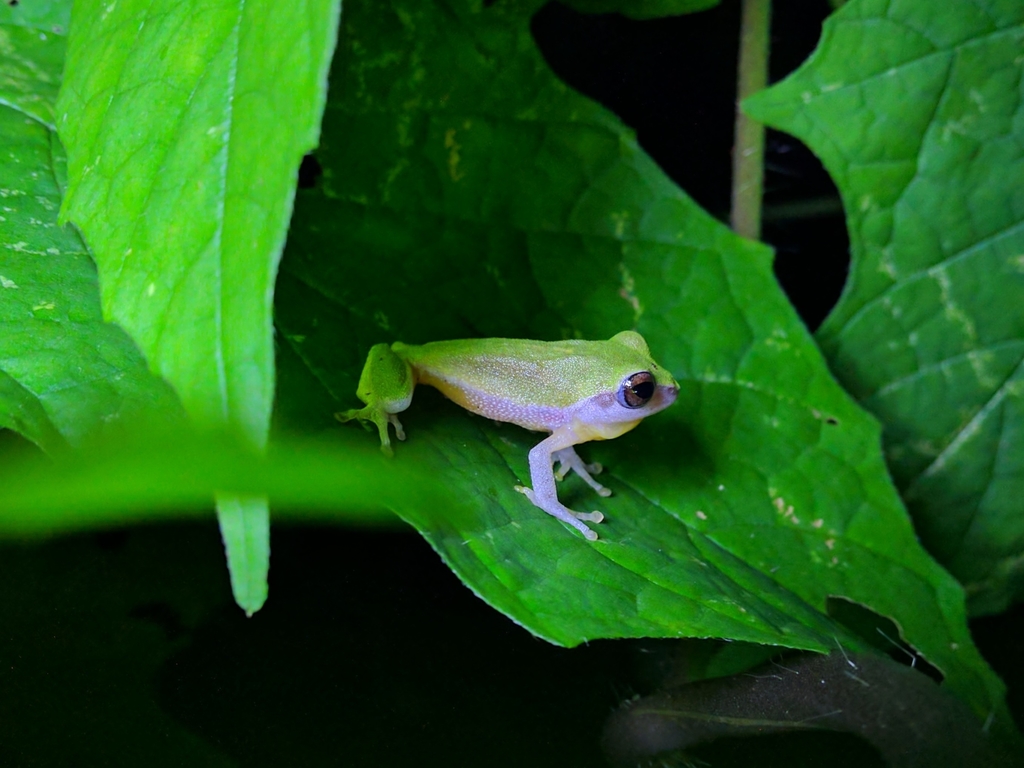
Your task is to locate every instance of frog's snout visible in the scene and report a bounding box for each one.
[659,383,679,408]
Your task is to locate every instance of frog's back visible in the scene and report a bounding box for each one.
[394,337,645,430]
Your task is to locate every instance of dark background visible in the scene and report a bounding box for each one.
[2,2,1019,766]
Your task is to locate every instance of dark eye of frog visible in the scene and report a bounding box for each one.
[617,371,655,409]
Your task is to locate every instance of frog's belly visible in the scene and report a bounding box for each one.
[417,371,564,432]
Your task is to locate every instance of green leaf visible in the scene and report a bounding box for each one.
[56,0,340,445]
[0,69,185,452]
[0,430,415,534]
[0,0,70,33]
[216,493,270,616]
[273,0,1008,725]
[55,0,342,612]
[745,0,1024,615]
[0,4,66,127]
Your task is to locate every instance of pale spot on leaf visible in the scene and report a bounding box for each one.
[444,128,465,182]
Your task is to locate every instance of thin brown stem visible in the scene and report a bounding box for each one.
[730,0,771,240]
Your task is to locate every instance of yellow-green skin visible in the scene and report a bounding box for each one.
[337,331,678,540]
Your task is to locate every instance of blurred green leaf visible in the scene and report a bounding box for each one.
[55,0,342,613]
[272,0,1007,724]
[0,430,414,533]
[745,0,1024,615]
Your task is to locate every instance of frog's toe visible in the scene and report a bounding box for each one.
[566,515,599,540]
[336,409,374,436]
[575,510,604,523]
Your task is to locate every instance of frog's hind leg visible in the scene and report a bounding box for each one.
[515,430,606,541]
[515,485,601,540]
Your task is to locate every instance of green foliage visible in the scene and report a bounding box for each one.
[53,0,343,613]
[0,0,1017,735]
[0,6,65,127]
[56,0,339,444]
[0,27,183,453]
[746,0,1024,615]
[271,0,1007,724]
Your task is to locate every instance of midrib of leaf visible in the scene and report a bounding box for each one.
[208,1,270,617]
[871,342,1024,400]
[212,8,243,431]
[833,217,1024,349]
[907,357,1020,489]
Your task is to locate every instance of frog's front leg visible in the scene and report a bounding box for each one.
[552,447,611,497]
[515,429,605,541]
[335,343,414,457]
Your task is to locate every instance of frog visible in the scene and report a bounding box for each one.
[336,331,678,540]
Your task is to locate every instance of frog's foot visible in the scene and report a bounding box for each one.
[552,447,612,498]
[514,485,603,541]
[388,413,406,441]
[335,406,405,457]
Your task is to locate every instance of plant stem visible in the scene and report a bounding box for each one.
[730,0,771,240]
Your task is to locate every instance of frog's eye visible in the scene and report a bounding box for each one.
[617,371,655,408]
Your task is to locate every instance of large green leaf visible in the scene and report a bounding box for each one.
[0,6,184,454]
[56,0,339,444]
[272,0,1007,724]
[745,0,1024,615]
[54,0,342,613]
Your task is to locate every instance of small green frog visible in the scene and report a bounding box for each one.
[337,331,678,540]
